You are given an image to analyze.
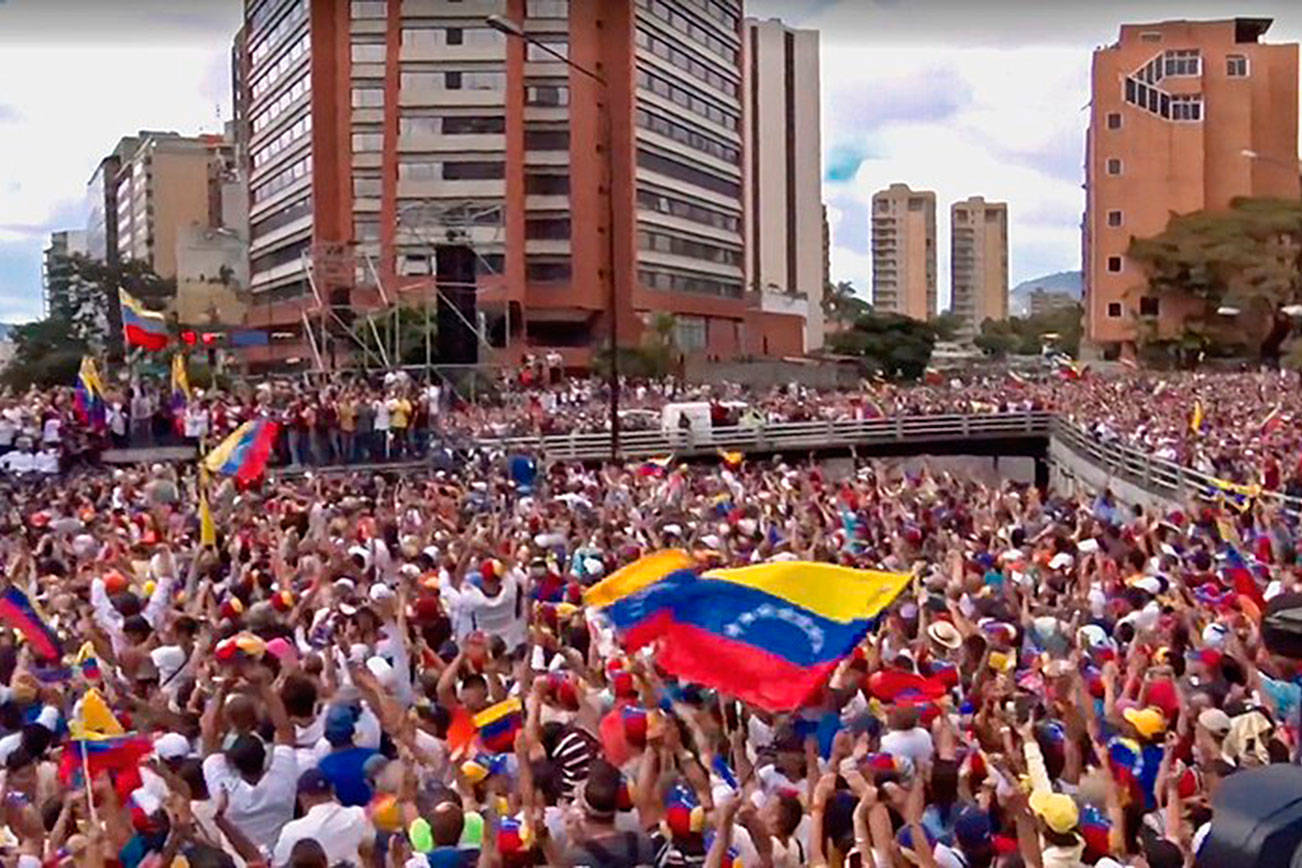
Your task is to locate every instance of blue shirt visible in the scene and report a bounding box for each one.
[317,745,379,807]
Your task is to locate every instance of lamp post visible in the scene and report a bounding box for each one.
[486,13,621,461]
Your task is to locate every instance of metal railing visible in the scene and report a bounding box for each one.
[1051,418,1302,513]
[474,411,1054,461]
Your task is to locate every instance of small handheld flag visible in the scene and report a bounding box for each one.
[0,586,61,661]
[170,354,191,433]
[473,697,523,753]
[73,357,106,431]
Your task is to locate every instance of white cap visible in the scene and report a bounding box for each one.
[154,732,190,761]
[366,656,395,687]
[369,583,395,602]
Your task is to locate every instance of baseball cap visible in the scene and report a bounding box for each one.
[1029,790,1079,834]
[296,768,332,796]
[154,733,190,762]
[954,806,993,848]
[1198,707,1232,737]
[1123,706,1166,739]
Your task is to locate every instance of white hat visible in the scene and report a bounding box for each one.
[369,584,395,602]
[154,733,190,761]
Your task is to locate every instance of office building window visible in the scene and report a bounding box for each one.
[673,315,707,351]
[526,261,571,281]
[1106,302,1123,317]
[525,173,569,194]
[526,39,568,60]
[1163,49,1200,77]
[354,219,381,242]
[1139,296,1160,316]
[526,0,568,17]
[351,88,384,108]
[1170,93,1202,121]
[1106,256,1123,273]
[351,1,385,18]
[525,218,571,239]
[1106,112,1122,129]
[446,27,463,45]
[524,129,569,150]
[351,132,383,152]
[1227,54,1249,77]
[353,176,382,197]
[1107,210,1123,227]
[351,43,386,63]
[1106,158,1122,175]
[443,70,504,90]
[526,85,568,106]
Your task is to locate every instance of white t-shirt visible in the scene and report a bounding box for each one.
[41,418,60,444]
[35,450,59,475]
[184,408,210,438]
[202,743,298,855]
[881,727,935,765]
[272,802,370,866]
[373,400,391,431]
[0,451,34,474]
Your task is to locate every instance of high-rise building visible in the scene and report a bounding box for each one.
[235,0,766,371]
[741,17,822,353]
[115,131,239,279]
[1027,288,1078,318]
[1084,18,1299,355]
[950,196,1008,340]
[871,183,935,321]
[42,230,88,317]
[86,135,143,267]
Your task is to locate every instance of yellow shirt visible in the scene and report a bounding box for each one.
[389,398,411,429]
[338,400,356,432]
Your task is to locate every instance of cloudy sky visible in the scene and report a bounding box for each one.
[0,0,1299,320]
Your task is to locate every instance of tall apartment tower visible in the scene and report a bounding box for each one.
[1084,18,1299,355]
[42,230,88,317]
[741,17,822,353]
[950,196,1008,340]
[114,132,238,279]
[871,183,936,321]
[235,0,771,371]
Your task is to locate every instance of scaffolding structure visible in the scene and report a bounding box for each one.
[299,200,510,387]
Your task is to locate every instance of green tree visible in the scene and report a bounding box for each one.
[350,306,439,368]
[2,318,88,390]
[931,310,965,342]
[830,311,938,380]
[973,305,1083,358]
[57,254,176,361]
[1128,196,1302,354]
[823,280,870,329]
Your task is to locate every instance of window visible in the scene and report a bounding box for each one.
[1107,256,1123,273]
[1170,93,1202,121]
[351,132,383,152]
[464,71,504,90]
[398,160,442,180]
[1107,210,1123,227]
[251,155,311,204]
[634,108,740,164]
[673,315,707,351]
[351,88,384,108]
[1107,112,1122,129]
[446,27,463,45]
[443,115,505,134]
[526,85,568,106]
[525,218,570,239]
[1163,49,1200,77]
[1106,158,1122,175]
[354,219,381,242]
[351,1,385,18]
[444,161,504,180]
[525,129,569,150]
[353,177,382,197]
[351,43,386,63]
[1107,302,1123,317]
[445,71,462,89]
[1227,54,1249,77]
[638,268,742,298]
[250,196,312,240]
[1140,31,1161,42]
[251,113,312,169]
[636,189,739,232]
[526,40,569,61]
[1139,296,1160,316]
[637,148,740,197]
[526,0,568,16]
[637,229,742,266]
[526,261,571,281]
[635,69,739,131]
[525,173,570,194]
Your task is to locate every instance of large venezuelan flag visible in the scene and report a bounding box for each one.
[0,587,62,661]
[204,418,279,484]
[603,558,912,711]
[119,289,169,351]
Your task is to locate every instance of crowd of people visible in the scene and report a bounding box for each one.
[9,366,1302,494]
[0,369,1294,866]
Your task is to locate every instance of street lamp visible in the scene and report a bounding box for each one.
[486,13,621,461]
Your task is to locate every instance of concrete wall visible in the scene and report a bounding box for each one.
[1048,433,1185,512]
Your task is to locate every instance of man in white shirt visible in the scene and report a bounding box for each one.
[373,398,391,459]
[272,768,371,866]
[202,675,298,855]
